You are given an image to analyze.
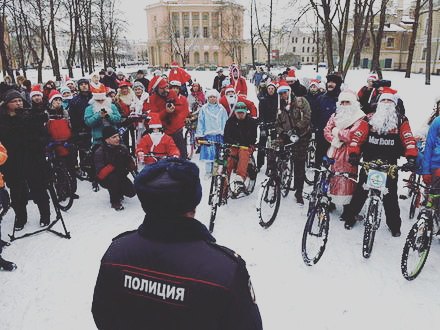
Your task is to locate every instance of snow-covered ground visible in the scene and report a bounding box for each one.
[1,67,440,330]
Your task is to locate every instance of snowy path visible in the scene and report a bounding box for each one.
[1,67,440,330]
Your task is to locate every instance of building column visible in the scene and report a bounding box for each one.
[209,12,212,39]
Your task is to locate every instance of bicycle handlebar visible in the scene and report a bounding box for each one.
[197,140,251,150]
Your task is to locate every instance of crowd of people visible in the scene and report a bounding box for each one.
[0,61,439,329]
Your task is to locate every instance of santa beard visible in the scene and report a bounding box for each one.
[227,94,237,106]
[369,102,398,134]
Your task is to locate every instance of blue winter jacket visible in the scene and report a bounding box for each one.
[84,103,121,144]
[195,103,228,137]
[422,116,440,174]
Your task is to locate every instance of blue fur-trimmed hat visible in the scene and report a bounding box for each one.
[134,158,202,215]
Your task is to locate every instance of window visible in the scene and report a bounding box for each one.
[292,37,295,43]
[422,47,427,60]
[307,47,310,52]
[213,52,218,63]
[307,57,309,62]
[184,26,189,38]
[296,37,298,43]
[302,46,304,52]
[302,57,304,62]
[293,46,296,52]
[212,12,219,38]
[308,37,311,43]
[172,13,180,37]
[386,37,394,48]
[193,26,199,37]
[183,13,189,37]
[384,58,392,68]
[303,37,306,43]
[204,51,209,64]
[203,26,209,38]
[194,52,200,64]
[311,57,314,62]
[312,47,314,52]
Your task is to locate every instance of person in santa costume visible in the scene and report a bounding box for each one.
[168,61,192,97]
[323,90,365,217]
[115,81,136,153]
[30,85,47,115]
[228,64,247,97]
[90,72,107,94]
[219,85,257,118]
[149,76,189,159]
[136,112,180,166]
[285,68,307,97]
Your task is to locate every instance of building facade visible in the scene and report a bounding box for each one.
[412,0,440,74]
[146,0,245,67]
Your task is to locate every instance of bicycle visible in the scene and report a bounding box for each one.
[301,157,356,266]
[199,140,256,233]
[184,119,197,160]
[357,160,407,259]
[399,172,423,220]
[304,131,316,185]
[46,142,75,212]
[256,142,295,229]
[401,184,440,280]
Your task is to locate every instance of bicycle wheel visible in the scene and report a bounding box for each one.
[305,146,316,186]
[302,203,330,266]
[53,165,74,211]
[281,158,293,197]
[185,129,195,160]
[409,190,421,220]
[257,177,281,228]
[362,200,378,259]
[401,212,433,280]
[245,156,257,195]
[208,175,222,233]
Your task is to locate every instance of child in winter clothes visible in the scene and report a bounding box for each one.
[195,89,228,177]
[136,113,180,166]
[60,86,73,110]
[186,82,205,131]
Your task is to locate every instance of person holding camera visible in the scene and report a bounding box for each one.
[92,158,263,329]
[148,76,189,159]
[84,92,121,145]
[94,126,136,211]
[0,90,51,230]
[357,74,378,114]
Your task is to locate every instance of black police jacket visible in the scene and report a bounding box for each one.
[92,216,262,330]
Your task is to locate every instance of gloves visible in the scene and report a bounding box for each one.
[401,157,417,172]
[289,134,299,144]
[348,153,360,165]
[423,174,432,185]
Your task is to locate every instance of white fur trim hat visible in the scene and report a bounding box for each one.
[338,90,358,104]
[205,89,219,99]
[93,93,107,101]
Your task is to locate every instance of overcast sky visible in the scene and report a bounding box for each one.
[118,0,410,41]
[118,0,288,41]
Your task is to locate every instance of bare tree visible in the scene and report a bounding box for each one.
[425,0,433,85]
[253,0,273,70]
[369,0,390,79]
[0,0,14,79]
[218,2,245,64]
[405,0,427,78]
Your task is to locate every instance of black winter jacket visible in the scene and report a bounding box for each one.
[258,92,278,124]
[0,107,49,183]
[224,115,258,147]
[69,92,93,134]
[92,216,263,330]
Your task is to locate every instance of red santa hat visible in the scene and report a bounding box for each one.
[286,69,297,82]
[148,76,168,93]
[378,87,398,104]
[367,73,378,82]
[48,90,62,103]
[170,61,179,68]
[224,85,236,94]
[148,112,163,129]
[309,79,320,88]
[277,81,291,111]
[118,81,132,88]
[30,85,43,98]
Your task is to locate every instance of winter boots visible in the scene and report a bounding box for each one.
[14,207,27,231]
[0,256,17,271]
[38,202,51,227]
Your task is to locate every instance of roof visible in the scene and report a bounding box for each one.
[384,23,407,32]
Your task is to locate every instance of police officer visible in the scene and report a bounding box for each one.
[92,158,263,330]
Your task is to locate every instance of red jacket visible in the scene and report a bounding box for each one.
[136,133,180,164]
[230,77,247,97]
[348,113,417,163]
[168,67,191,84]
[149,91,189,135]
[219,95,258,118]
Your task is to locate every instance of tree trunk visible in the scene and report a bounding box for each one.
[370,0,388,79]
[250,0,255,68]
[405,0,422,78]
[267,0,273,70]
[0,8,14,80]
[49,0,61,81]
[425,0,432,85]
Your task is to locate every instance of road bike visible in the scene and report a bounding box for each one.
[401,183,440,280]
